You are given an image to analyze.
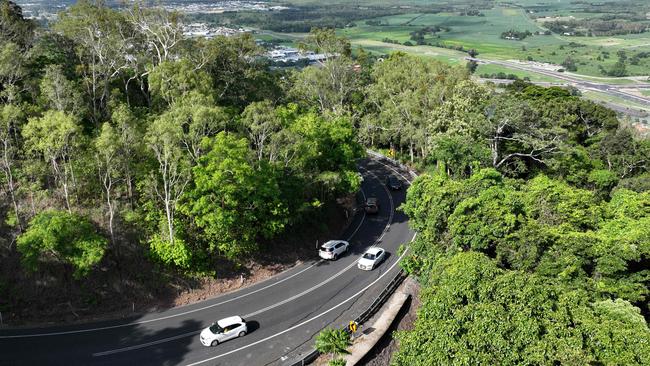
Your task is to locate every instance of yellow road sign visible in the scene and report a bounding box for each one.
[349,321,358,333]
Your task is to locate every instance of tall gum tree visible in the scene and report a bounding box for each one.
[22,110,80,213]
[55,0,137,124]
[0,103,23,231]
[95,122,121,247]
[145,114,189,245]
[292,28,358,116]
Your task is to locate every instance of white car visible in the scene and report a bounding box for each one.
[357,247,386,270]
[319,240,349,260]
[200,316,248,346]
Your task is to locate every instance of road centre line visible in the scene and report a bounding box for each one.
[1,168,386,339]
[95,234,415,360]
[367,152,414,185]
[92,169,396,357]
[0,262,318,339]
[183,234,417,366]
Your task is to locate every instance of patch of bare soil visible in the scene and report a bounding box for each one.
[0,199,358,327]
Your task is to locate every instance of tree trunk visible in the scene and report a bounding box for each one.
[165,198,174,244]
[2,143,21,231]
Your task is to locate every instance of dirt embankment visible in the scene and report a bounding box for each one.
[0,199,358,327]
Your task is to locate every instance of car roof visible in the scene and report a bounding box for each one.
[217,316,244,327]
[322,240,344,247]
[365,247,384,255]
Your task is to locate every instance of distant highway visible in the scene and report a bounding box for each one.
[468,57,650,107]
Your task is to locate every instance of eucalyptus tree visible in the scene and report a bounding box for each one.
[366,52,471,162]
[167,92,229,163]
[55,0,137,123]
[292,28,358,116]
[40,64,85,115]
[124,3,184,105]
[147,58,212,107]
[95,122,120,245]
[109,103,141,206]
[0,103,23,231]
[145,113,189,246]
[0,41,27,103]
[22,110,81,212]
[126,3,183,66]
[241,100,282,164]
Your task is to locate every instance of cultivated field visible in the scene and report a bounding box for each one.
[337,2,650,78]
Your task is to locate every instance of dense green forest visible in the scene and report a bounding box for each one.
[1,1,649,361]
[0,0,365,321]
[392,81,650,363]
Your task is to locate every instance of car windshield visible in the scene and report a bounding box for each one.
[320,246,333,252]
[209,324,224,334]
[363,253,376,260]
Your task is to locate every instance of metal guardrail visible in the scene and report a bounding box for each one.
[353,269,406,326]
[287,151,418,366]
[286,270,407,366]
[366,150,418,182]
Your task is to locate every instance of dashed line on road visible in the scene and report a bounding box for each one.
[91,168,396,357]
[182,234,416,366]
[1,170,384,340]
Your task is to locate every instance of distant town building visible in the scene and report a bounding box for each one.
[266,46,329,65]
[183,23,246,38]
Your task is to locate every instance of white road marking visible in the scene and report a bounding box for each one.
[92,331,200,357]
[183,234,416,366]
[366,150,415,184]
[1,171,379,339]
[359,166,394,243]
[91,170,397,357]
[0,263,317,339]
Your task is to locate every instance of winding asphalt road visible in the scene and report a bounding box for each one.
[0,156,416,366]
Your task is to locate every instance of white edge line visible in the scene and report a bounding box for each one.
[92,170,396,357]
[2,173,379,339]
[184,233,417,366]
[0,263,317,339]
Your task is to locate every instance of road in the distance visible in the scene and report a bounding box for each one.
[0,156,416,366]
[469,57,650,106]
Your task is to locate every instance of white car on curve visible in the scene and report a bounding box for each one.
[200,316,248,346]
[319,240,349,260]
[357,247,386,270]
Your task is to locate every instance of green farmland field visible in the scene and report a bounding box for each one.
[338,5,650,78]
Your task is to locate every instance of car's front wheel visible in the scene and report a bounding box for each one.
[239,331,246,337]
[211,340,219,347]
[333,253,338,260]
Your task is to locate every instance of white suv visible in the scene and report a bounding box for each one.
[319,240,349,260]
[200,316,248,346]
